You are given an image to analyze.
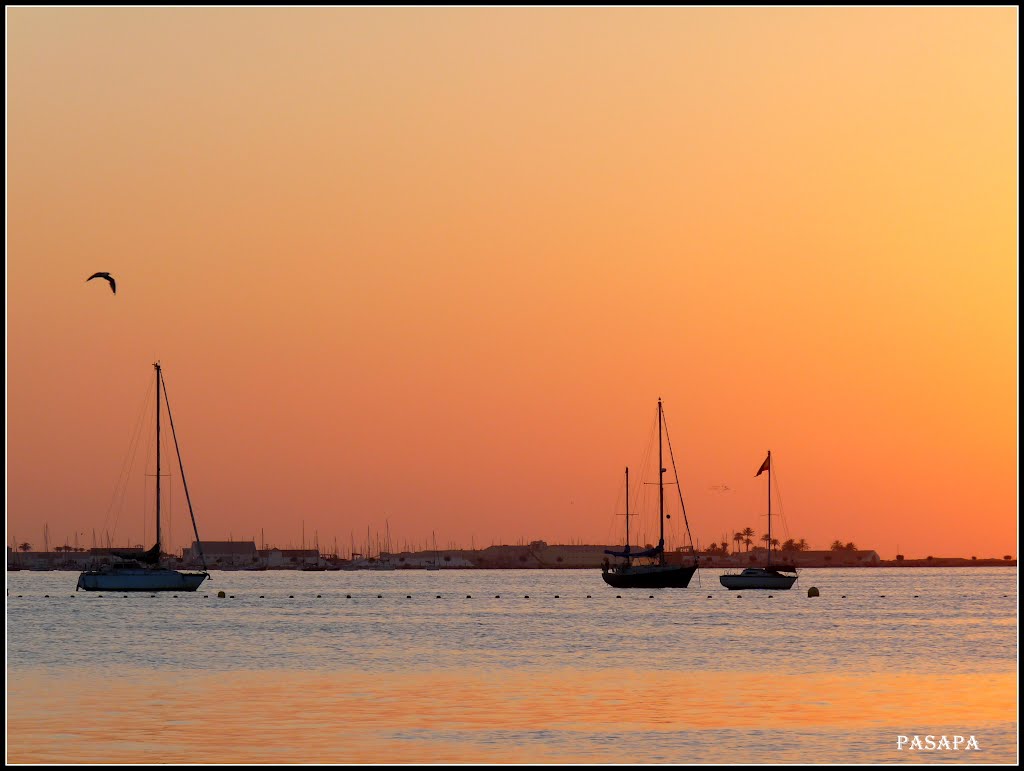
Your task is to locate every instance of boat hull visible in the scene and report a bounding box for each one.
[719,570,797,590]
[601,564,697,589]
[76,567,209,592]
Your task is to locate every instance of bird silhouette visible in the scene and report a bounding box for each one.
[87,272,116,294]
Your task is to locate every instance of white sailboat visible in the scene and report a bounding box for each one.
[77,363,209,592]
[720,451,798,590]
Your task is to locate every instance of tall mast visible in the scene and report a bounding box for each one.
[767,450,772,567]
[155,362,161,562]
[624,467,630,562]
[658,398,665,566]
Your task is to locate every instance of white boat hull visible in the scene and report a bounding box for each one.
[719,569,797,590]
[76,567,209,592]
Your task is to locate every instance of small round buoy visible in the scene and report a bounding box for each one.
[466,595,471,598]
[203,595,208,598]
[649,595,654,599]
[768,595,773,598]
[525,595,530,598]
[289,595,294,599]
[436,595,441,598]
[122,595,128,598]
[150,595,155,598]
[260,595,265,599]
[707,595,712,598]
[737,594,742,598]
[316,594,321,598]
[880,595,885,598]
[346,594,351,598]
[173,595,178,598]
[44,595,49,598]
[841,595,846,598]
[217,591,226,598]
[406,595,411,599]
[914,595,919,598]
[378,594,383,598]
[807,587,819,597]
[616,595,621,599]
[554,595,560,598]
[229,595,235,599]
[495,595,500,598]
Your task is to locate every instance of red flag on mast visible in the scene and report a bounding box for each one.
[756,454,770,476]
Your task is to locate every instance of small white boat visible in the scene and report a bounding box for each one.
[77,363,209,593]
[720,451,798,591]
[719,566,797,591]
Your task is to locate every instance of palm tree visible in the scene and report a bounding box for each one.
[733,532,743,554]
[720,541,729,553]
[742,527,755,551]
[844,541,857,551]
[743,537,753,552]
[830,540,845,551]
[770,538,780,550]
[18,542,32,552]
[796,538,810,551]
[762,533,771,548]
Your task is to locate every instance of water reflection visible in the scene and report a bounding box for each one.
[7,667,1016,763]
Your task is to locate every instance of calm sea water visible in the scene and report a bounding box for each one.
[6,568,1017,764]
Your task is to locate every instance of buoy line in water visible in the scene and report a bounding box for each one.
[9,591,977,601]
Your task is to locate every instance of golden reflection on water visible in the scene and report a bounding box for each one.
[7,668,1017,763]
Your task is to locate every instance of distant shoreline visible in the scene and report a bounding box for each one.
[7,543,1015,572]
[7,561,1016,572]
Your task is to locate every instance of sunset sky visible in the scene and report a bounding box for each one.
[6,7,1017,559]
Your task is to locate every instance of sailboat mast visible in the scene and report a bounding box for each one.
[624,467,630,561]
[767,450,772,567]
[658,399,665,566]
[155,362,161,561]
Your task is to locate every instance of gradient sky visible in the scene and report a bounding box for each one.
[7,7,1017,558]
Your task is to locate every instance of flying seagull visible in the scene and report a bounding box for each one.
[87,272,116,294]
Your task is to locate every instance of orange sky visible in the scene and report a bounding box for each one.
[6,8,1017,558]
